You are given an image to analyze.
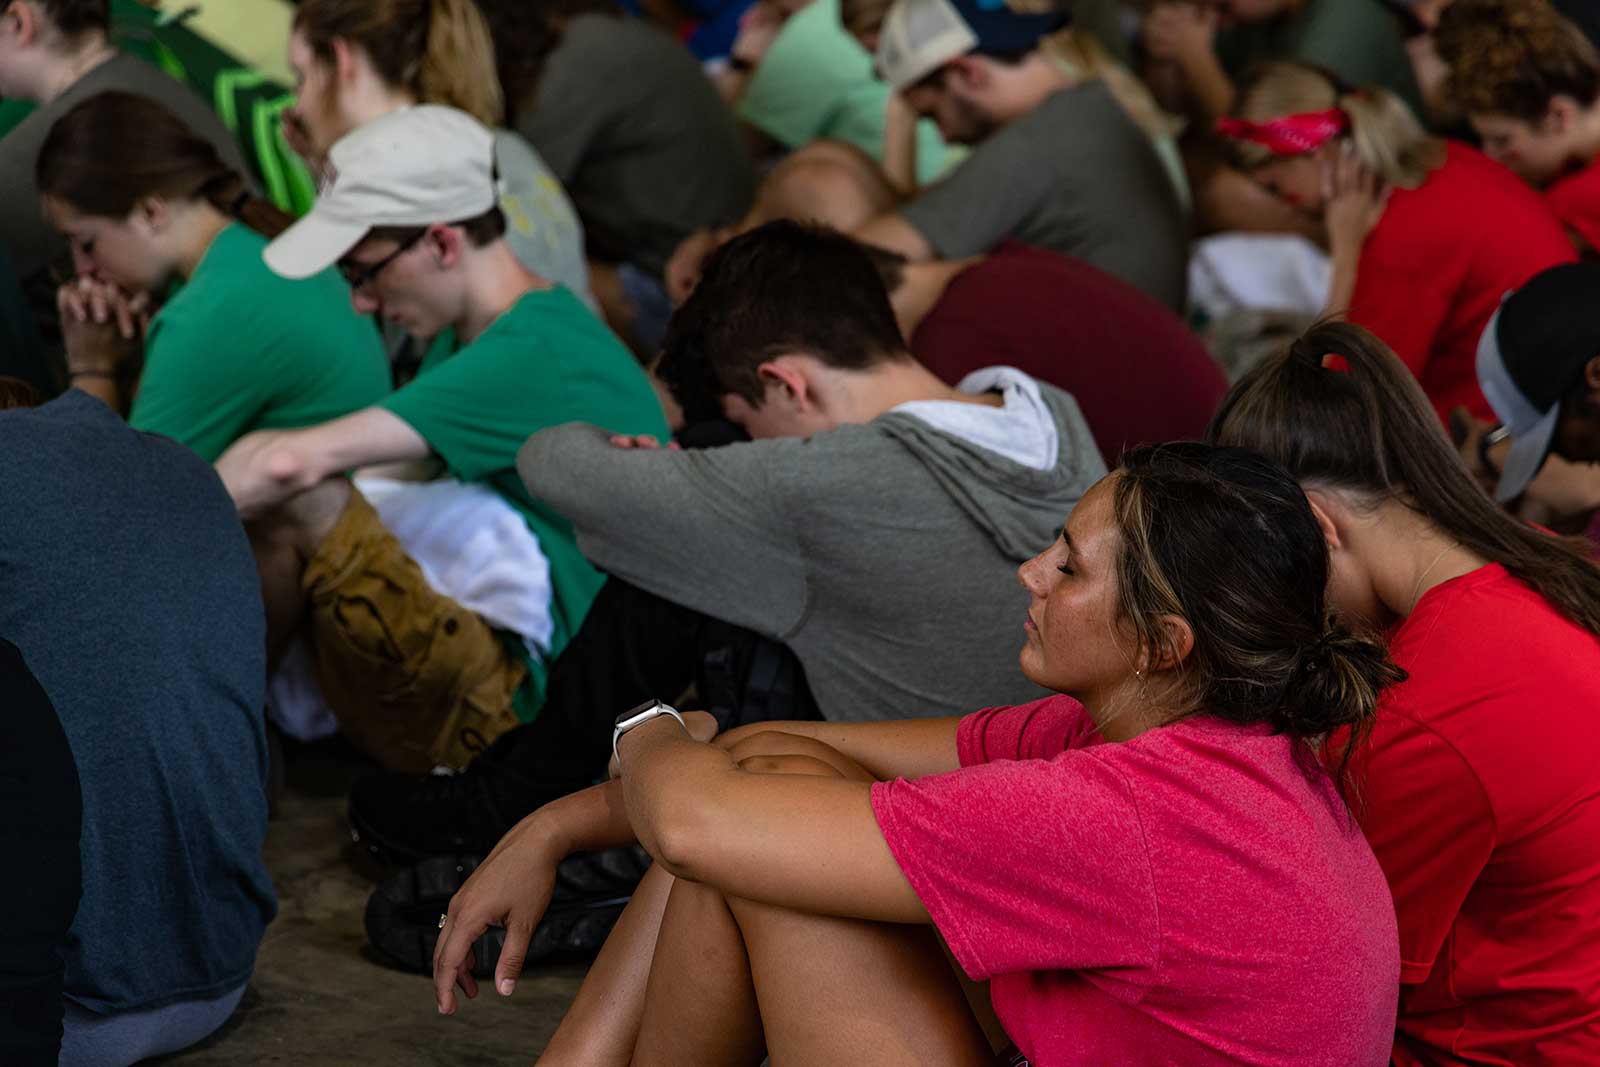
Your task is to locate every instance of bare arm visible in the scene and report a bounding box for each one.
[716,716,962,781]
[1175,48,1235,123]
[853,211,935,261]
[619,717,930,924]
[433,713,722,1012]
[214,407,431,517]
[1143,2,1232,122]
[880,92,920,198]
[1320,145,1389,318]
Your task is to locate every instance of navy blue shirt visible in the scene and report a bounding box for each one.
[0,638,80,1062]
[0,391,276,1013]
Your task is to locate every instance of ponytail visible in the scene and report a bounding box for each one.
[37,91,292,241]
[195,172,294,240]
[1275,617,1404,796]
[1210,321,1600,638]
[1336,83,1444,189]
[1112,443,1407,803]
[296,0,504,127]
[418,0,504,127]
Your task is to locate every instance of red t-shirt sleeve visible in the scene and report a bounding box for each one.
[957,695,1101,766]
[871,749,1160,997]
[1355,708,1497,983]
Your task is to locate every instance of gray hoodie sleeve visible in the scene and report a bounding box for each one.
[518,423,810,639]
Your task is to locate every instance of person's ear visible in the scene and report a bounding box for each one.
[426,223,464,268]
[6,1,39,46]
[944,55,990,94]
[1544,96,1580,136]
[330,36,361,86]
[1584,353,1600,392]
[1303,489,1345,552]
[134,195,170,233]
[1139,614,1195,674]
[755,358,812,411]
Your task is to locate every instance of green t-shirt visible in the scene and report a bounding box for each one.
[738,0,961,184]
[130,223,391,462]
[1215,0,1423,116]
[380,286,669,718]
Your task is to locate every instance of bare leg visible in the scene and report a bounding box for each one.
[537,863,676,1066]
[243,478,351,669]
[622,746,993,1067]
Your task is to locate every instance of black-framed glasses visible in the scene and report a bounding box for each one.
[338,228,426,291]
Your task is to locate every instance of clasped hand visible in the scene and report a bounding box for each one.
[57,276,150,377]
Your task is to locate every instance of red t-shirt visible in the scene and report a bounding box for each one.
[870,697,1399,1067]
[910,243,1228,465]
[1345,564,1600,1066]
[1546,156,1600,254]
[1349,142,1576,423]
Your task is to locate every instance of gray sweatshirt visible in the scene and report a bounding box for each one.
[518,384,1105,721]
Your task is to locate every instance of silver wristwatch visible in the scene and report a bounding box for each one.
[612,699,686,762]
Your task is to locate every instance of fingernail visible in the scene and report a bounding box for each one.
[498,979,515,996]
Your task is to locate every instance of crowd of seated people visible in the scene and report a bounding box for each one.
[2,0,1599,1065]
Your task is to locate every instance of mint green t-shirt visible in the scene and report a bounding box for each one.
[130,223,390,462]
[381,286,669,718]
[738,0,961,184]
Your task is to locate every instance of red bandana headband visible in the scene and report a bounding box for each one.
[1215,108,1350,156]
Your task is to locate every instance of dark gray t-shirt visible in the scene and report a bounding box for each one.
[0,52,247,283]
[899,81,1190,311]
[518,13,756,276]
[0,391,275,1014]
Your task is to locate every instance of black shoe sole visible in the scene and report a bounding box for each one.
[348,792,497,867]
[365,854,637,977]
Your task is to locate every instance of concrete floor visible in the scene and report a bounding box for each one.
[149,741,586,1066]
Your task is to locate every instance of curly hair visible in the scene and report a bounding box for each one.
[1434,0,1600,120]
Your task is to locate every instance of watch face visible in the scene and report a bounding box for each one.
[615,698,662,727]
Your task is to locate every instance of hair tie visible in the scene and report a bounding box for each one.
[1300,630,1341,674]
[228,190,251,217]
[1215,108,1350,157]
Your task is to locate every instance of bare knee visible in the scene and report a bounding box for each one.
[269,476,352,557]
[736,753,846,778]
[728,732,876,783]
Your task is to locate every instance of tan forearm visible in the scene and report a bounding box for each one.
[716,716,962,780]
[1178,48,1236,122]
[529,778,639,858]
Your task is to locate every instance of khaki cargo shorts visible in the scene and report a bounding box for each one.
[301,488,526,774]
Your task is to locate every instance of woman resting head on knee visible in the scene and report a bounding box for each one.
[1211,320,1600,1067]
[437,441,1404,1067]
[1219,60,1575,423]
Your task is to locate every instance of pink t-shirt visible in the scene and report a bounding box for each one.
[870,697,1400,1067]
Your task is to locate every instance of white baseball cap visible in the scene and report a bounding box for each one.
[264,105,497,280]
[875,0,1069,93]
